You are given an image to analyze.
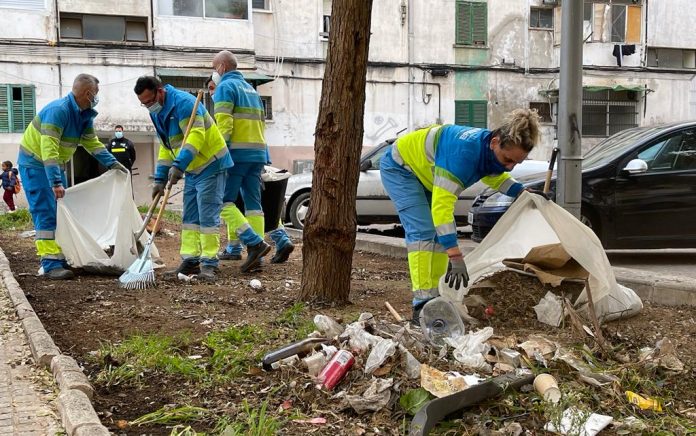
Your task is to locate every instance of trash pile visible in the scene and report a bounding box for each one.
[261,262,690,433]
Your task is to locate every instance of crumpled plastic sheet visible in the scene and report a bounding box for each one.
[364,338,397,374]
[444,326,494,371]
[345,378,394,413]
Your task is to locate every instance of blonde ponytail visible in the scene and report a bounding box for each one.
[494,108,541,152]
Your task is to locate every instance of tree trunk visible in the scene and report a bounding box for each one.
[299,0,374,304]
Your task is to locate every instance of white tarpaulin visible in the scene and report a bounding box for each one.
[56,170,158,274]
[441,191,642,322]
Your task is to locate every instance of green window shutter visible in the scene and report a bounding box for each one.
[0,86,9,133]
[456,1,487,46]
[471,2,487,46]
[455,100,487,128]
[11,85,35,133]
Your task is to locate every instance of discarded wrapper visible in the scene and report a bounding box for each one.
[420,364,469,398]
[544,407,612,436]
[626,391,663,412]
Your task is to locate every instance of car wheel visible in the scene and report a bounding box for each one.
[580,208,603,244]
[289,191,310,229]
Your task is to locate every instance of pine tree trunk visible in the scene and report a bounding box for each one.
[299,0,373,304]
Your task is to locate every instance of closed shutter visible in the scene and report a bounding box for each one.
[455,100,487,128]
[456,1,487,46]
[625,5,641,44]
[0,86,9,133]
[11,86,35,133]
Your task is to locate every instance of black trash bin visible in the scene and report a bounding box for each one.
[261,177,289,233]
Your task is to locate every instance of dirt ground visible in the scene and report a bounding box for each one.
[1,226,695,435]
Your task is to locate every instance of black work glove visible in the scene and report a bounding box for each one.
[168,166,184,185]
[445,256,469,290]
[526,188,552,200]
[152,182,165,200]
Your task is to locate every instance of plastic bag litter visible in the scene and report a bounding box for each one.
[345,378,393,413]
[314,314,344,338]
[445,326,494,371]
[534,291,565,327]
[340,321,381,353]
[400,345,421,379]
[639,337,685,372]
[544,407,613,436]
[364,338,397,374]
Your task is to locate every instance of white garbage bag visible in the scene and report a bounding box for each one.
[443,191,642,322]
[56,170,158,273]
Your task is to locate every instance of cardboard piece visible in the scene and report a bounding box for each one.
[503,243,589,287]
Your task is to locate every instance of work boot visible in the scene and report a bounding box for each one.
[44,267,74,280]
[218,250,242,261]
[197,265,218,282]
[240,241,271,273]
[411,301,427,327]
[270,241,295,264]
[163,261,200,280]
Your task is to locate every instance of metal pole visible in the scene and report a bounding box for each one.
[556,0,583,218]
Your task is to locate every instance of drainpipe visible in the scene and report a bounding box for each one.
[407,0,414,130]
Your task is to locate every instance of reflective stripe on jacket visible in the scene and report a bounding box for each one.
[393,124,523,249]
[18,93,115,186]
[213,71,266,163]
[153,85,232,183]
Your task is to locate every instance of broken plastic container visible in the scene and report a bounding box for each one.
[419,297,466,346]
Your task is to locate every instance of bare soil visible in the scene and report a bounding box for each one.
[1,227,695,435]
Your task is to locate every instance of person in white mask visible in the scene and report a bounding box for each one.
[107,125,136,171]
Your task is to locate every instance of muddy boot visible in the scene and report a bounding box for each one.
[219,242,243,261]
[240,241,271,273]
[163,261,200,280]
[411,301,427,327]
[198,265,218,282]
[270,241,295,264]
[44,267,74,280]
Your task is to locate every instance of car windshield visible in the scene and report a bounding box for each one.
[582,126,664,169]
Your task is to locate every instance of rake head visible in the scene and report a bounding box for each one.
[119,242,156,289]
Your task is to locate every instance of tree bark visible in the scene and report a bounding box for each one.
[299,0,374,304]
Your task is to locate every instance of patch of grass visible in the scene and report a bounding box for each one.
[137,204,182,224]
[274,302,315,340]
[203,325,269,380]
[169,426,203,436]
[217,400,281,436]
[131,405,210,427]
[0,209,32,231]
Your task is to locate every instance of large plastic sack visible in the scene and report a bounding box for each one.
[441,191,642,322]
[56,170,158,274]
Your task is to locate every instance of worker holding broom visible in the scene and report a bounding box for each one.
[380,109,542,324]
[134,76,241,282]
[17,74,128,280]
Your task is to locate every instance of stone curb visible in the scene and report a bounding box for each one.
[285,228,696,307]
[0,248,110,435]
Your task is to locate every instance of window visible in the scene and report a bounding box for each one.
[647,48,696,69]
[260,96,273,120]
[158,0,248,19]
[582,89,638,137]
[0,85,35,133]
[530,102,552,123]
[637,130,696,172]
[252,0,270,10]
[530,8,553,29]
[560,2,641,44]
[320,0,331,38]
[456,1,487,46]
[160,76,215,114]
[455,100,487,128]
[0,0,44,10]
[59,14,148,42]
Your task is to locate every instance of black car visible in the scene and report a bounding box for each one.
[470,121,696,249]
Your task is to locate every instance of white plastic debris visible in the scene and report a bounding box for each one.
[400,345,421,379]
[177,273,194,282]
[340,321,382,353]
[544,407,613,436]
[445,326,494,371]
[534,291,565,327]
[313,314,344,338]
[249,279,263,290]
[364,338,397,374]
[345,378,394,413]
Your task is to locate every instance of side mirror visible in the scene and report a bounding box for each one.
[622,159,648,174]
[360,160,372,171]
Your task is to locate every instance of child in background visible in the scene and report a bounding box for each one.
[1,161,18,212]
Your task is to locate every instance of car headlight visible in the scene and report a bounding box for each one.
[482,192,515,207]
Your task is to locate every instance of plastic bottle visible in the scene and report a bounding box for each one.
[316,350,355,390]
[419,297,466,346]
[302,345,338,377]
[262,337,327,371]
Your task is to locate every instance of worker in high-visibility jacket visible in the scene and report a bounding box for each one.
[211,50,292,271]
[134,76,260,281]
[380,109,542,323]
[18,74,128,280]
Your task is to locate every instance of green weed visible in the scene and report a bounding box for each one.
[137,204,182,223]
[131,405,210,427]
[217,400,280,436]
[203,325,268,380]
[274,302,315,340]
[0,209,32,231]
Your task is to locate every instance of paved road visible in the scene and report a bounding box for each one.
[607,249,696,279]
[0,287,62,435]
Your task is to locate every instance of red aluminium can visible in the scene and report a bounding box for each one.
[317,350,355,390]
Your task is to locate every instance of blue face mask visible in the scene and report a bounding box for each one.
[147,102,162,114]
[89,94,99,109]
[115,131,124,139]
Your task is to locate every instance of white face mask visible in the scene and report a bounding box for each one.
[212,71,222,85]
[115,131,124,139]
[148,102,162,114]
[89,94,99,109]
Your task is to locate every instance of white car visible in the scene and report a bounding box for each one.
[284,138,548,229]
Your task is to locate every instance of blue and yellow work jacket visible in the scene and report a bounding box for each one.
[213,71,267,163]
[18,93,116,186]
[153,85,232,184]
[392,125,523,249]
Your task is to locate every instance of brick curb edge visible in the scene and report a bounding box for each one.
[285,228,696,307]
[0,248,111,436]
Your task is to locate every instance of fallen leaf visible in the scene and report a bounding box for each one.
[373,363,392,377]
[116,420,129,429]
[293,417,327,425]
[281,399,293,410]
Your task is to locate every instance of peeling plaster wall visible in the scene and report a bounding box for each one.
[252,0,323,59]
[154,16,254,49]
[59,0,149,16]
[647,0,696,48]
[0,4,55,41]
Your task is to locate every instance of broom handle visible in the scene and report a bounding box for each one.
[150,90,204,235]
[135,190,163,241]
